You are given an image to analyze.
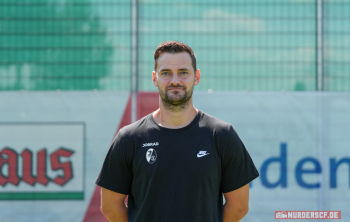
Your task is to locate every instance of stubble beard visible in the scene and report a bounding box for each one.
[158,83,194,112]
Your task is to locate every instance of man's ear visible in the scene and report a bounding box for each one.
[194,69,200,86]
[152,71,158,87]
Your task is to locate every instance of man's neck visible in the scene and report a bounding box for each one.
[152,97,198,129]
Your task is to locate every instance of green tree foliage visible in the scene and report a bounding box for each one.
[0,0,113,90]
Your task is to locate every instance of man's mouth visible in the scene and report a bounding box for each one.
[167,87,185,90]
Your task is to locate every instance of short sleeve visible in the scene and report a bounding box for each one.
[221,126,259,193]
[95,131,133,195]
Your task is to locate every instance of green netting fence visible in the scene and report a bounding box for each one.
[0,0,349,91]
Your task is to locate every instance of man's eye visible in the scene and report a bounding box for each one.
[180,72,188,75]
[162,72,169,75]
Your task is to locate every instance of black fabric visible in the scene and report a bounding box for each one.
[96,110,259,222]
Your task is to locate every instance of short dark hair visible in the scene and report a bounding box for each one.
[154,41,197,72]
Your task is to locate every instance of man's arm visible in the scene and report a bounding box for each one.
[100,187,128,222]
[223,184,249,222]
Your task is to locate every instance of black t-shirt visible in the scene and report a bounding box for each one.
[96,110,259,222]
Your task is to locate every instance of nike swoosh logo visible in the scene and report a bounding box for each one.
[197,153,209,158]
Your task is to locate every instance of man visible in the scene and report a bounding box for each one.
[96,41,259,222]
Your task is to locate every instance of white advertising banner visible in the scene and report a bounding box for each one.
[194,92,350,221]
[0,91,129,222]
[0,91,349,221]
[0,123,84,198]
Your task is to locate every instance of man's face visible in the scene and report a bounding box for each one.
[152,52,200,106]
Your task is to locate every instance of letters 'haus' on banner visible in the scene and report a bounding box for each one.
[0,123,84,200]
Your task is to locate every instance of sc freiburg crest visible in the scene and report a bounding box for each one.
[146,148,157,164]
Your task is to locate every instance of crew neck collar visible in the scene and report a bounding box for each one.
[149,110,202,133]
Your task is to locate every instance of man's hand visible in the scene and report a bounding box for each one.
[223,184,249,222]
[100,187,128,222]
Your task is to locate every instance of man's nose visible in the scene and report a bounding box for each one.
[169,73,181,84]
